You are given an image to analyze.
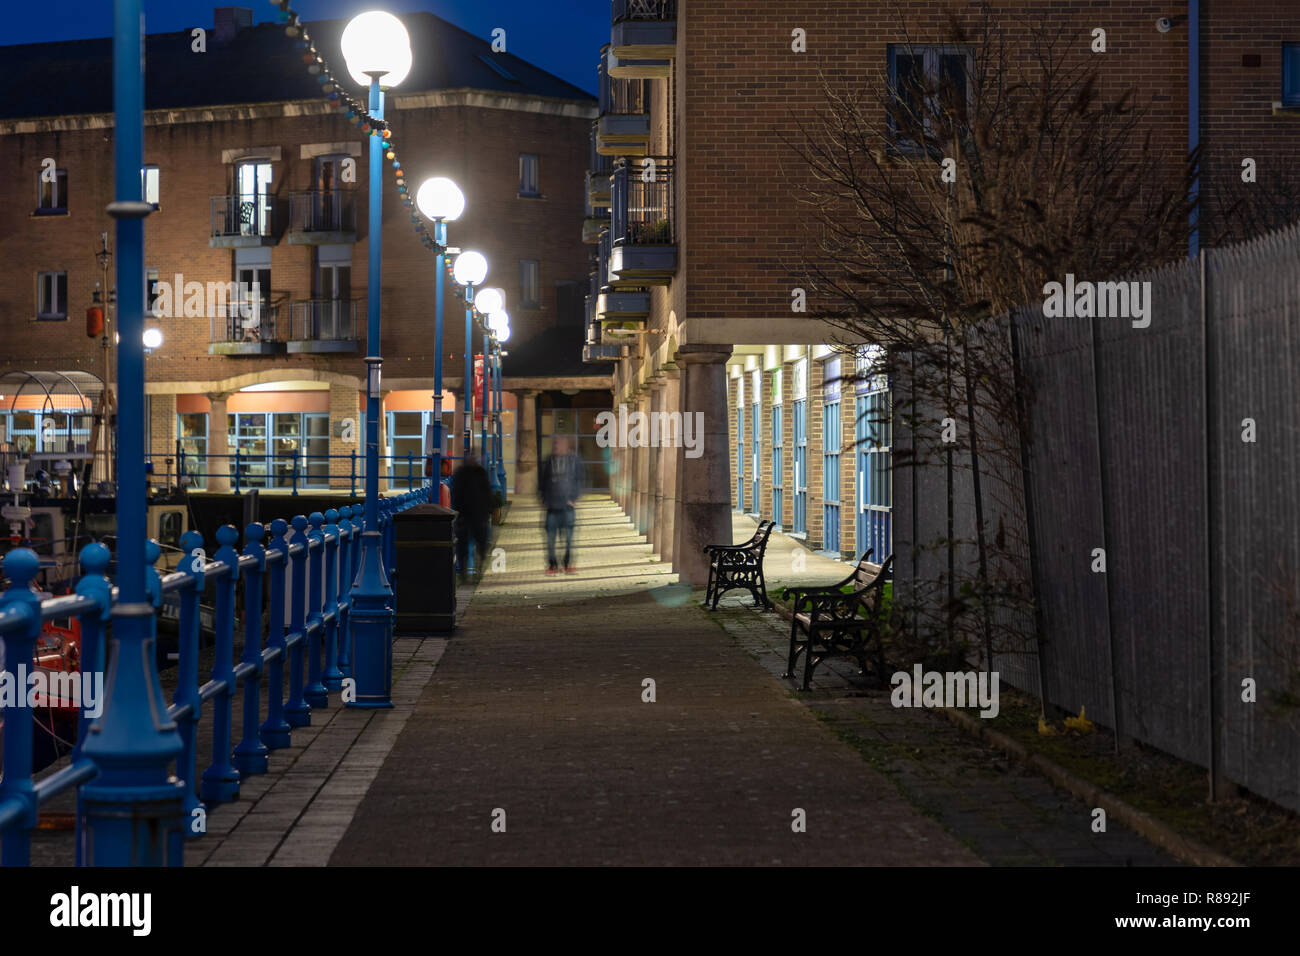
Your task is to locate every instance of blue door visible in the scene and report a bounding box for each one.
[792,399,807,534]
[736,401,745,510]
[823,398,841,554]
[856,389,893,562]
[771,409,783,524]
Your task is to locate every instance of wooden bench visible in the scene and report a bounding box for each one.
[703,519,776,611]
[782,551,894,691]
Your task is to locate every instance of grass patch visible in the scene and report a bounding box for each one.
[966,689,1300,865]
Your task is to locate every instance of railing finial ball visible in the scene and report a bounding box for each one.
[270,517,290,537]
[325,508,339,523]
[245,522,266,543]
[180,530,204,554]
[79,541,112,575]
[309,511,325,529]
[3,547,41,585]
[339,505,352,520]
[216,524,240,548]
[145,539,162,565]
[291,515,309,532]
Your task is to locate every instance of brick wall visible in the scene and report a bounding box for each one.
[0,98,593,439]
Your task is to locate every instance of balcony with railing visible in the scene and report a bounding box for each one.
[287,298,364,353]
[210,194,277,248]
[608,156,677,284]
[288,190,358,244]
[609,0,676,78]
[587,123,614,210]
[208,299,288,355]
[596,49,651,155]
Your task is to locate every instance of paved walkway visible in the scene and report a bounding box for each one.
[31,494,1174,866]
[329,497,977,865]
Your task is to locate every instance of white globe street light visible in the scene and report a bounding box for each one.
[341,11,412,88]
[487,310,509,336]
[475,287,505,315]
[495,323,511,343]
[416,177,465,222]
[142,328,163,349]
[453,251,488,287]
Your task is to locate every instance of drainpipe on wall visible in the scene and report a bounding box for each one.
[1189,0,1200,258]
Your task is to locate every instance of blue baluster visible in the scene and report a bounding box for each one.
[201,527,241,804]
[304,512,328,708]
[234,446,242,495]
[0,550,43,866]
[233,523,269,775]
[260,518,292,748]
[350,450,357,498]
[72,542,113,863]
[336,506,354,680]
[322,509,344,692]
[284,516,311,727]
[173,532,205,839]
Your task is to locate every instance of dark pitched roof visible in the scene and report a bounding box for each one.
[0,11,593,121]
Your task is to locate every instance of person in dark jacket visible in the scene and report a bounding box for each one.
[450,453,493,582]
[539,436,584,574]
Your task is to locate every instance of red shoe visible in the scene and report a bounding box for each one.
[565,566,578,574]
[546,567,559,575]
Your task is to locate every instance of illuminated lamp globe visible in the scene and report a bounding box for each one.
[487,310,509,336]
[495,322,511,343]
[341,11,412,89]
[453,251,488,287]
[416,177,465,222]
[475,287,505,315]
[143,328,164,349]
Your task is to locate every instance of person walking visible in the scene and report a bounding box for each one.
[450,452,493,583]
[539,436,583,574]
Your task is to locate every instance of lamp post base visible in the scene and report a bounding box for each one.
[348,530,394,709]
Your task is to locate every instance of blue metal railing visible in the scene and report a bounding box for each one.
[167,448,470,497]
[0,485,430,866]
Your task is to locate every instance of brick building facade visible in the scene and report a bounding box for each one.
[0,8,608,496]
[585,0,1300,585]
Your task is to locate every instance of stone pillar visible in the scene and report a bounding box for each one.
[671,345,732,586]
[656,367,680,562]
[207,391,232,493]
[621,395,637,520]
[634,388,652,535]
[646,378,664,553]
[514,389,540,497]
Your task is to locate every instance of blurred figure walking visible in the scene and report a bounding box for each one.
[539,436,583,574]
[451,452,493,583]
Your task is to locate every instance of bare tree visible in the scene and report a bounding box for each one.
[781,3,1197,673]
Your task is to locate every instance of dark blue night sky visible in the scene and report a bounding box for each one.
[0,0,606,94]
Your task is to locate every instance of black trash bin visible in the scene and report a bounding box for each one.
[393,502,458,634]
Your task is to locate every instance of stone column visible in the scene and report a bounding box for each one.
[634,388,652,535]
[207,391,232,493]
[671,345,732,586]
[655,367,680,561]
[514,389,540,497]
[646,378,664,554]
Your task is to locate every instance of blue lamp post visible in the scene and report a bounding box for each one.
[494,340,508,494]
[486,306,509,496]
[415,177,466,487]
[474,288,506,492]
[341,10,412,710]
[77,0,185,866]
[452,251,489,462]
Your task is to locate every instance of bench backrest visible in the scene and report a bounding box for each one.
[850,553,893,614]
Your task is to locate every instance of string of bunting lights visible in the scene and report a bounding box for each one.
[272,0,472,301]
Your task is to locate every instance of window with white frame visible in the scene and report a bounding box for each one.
[519,153,540,197]
[37,271,68,320]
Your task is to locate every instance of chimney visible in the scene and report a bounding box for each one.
[213,7,254,45]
